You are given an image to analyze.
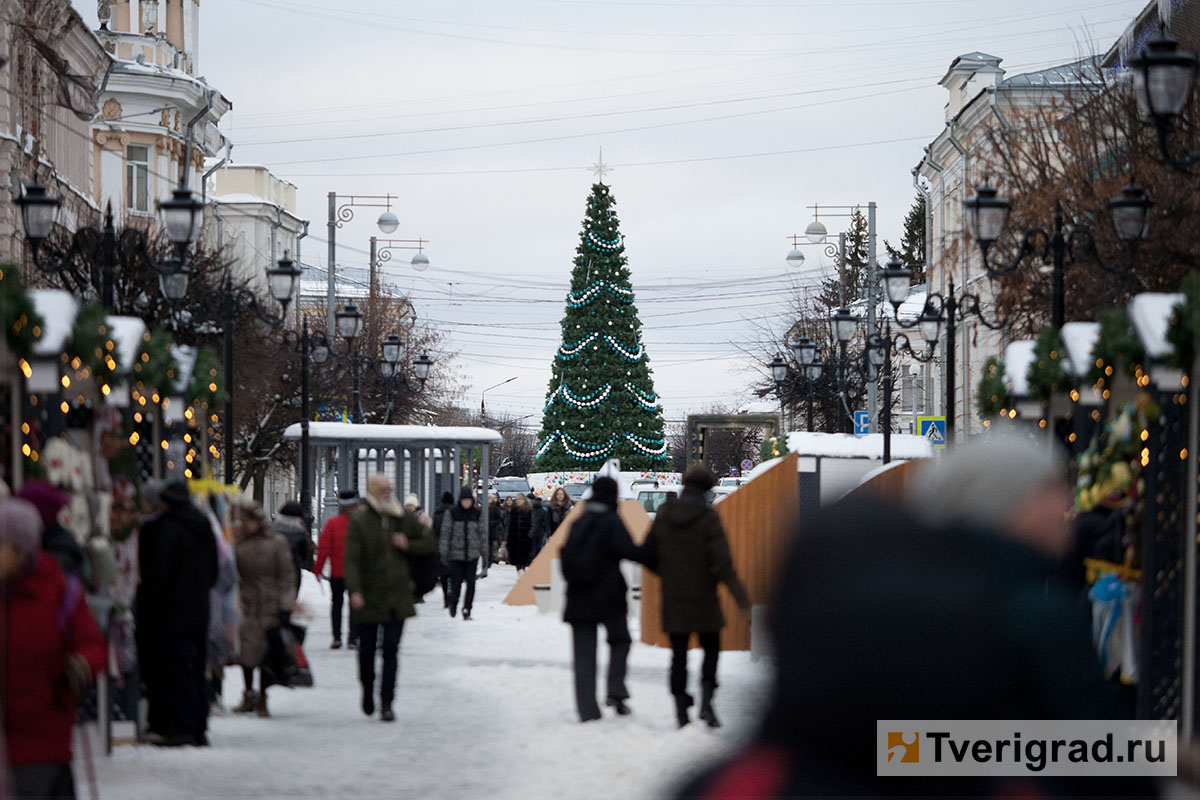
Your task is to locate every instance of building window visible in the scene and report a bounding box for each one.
[127,145,150,212]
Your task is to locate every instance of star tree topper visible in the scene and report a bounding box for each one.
[591,147,611,182]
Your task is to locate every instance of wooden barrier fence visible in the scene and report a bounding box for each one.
[640,453,801,650]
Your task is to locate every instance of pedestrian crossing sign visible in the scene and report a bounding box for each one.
[918,416,947,449]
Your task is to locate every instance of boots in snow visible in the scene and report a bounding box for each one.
[255,692,270,718]
[362,685,375,716]
[232,690,258,714]
[673,693,694,728]
[699,681,721,728]
[331,638,342,650]
[380,708,395,722]
[606,697,631,716]
[462,608,471,620]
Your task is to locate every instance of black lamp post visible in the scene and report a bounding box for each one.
[281,320,332,514]
[773,338,825,433]
[173,254,301,484]
[16,181,204,308]
[963,181,1153,331]
[335,302,365,422]
[1130,33,1200,172]
[377,333,432,424]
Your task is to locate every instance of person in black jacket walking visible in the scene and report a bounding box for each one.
[561,477,647,722]
[432,491,455,607]
[136,480,218,746]
[642,464,750,728]
[506,493,535,571]
[439,488,487,619]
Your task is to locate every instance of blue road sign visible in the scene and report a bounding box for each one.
[918,416,947,449]
[853,411,870,435]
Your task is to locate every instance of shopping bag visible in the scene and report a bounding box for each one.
[262,622,314,689]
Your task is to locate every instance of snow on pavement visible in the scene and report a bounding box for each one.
[95,566,772,799]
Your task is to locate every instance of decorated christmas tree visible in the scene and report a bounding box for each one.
[535,177,669,472]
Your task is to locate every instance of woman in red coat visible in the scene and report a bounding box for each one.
[315,489,360,649]
[2,498,105,799]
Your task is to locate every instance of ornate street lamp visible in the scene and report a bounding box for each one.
[1130,33,1200,171]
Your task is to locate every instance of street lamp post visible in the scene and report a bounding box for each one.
[16,182,204,308]
[281,320,330,513]
[1129,33,1200,172]
[771,342,824,433]
[335,303,365,422]
[327,193,402,334]
[964,183,1153,331]
[171,254,301,484]
[378,332,433,424]
[481,376,518,426]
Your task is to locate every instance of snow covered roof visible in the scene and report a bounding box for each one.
[1005,340,1037,397]
[30,291,79,358]
[284,422,503,445]
[1000,59,1100,89]
[847,286,927,325]
[785,431,932,460]
[212,193,274,205]
[1060,321,1100,380]
[1128,292,1185,362]
[104,316,147,375]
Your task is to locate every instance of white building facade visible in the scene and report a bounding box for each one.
[209,165,307,292]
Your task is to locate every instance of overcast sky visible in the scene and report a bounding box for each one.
[75,0,1148,425]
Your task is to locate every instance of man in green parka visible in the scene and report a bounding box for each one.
[345,473,436,722]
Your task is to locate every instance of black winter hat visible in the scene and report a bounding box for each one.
[459,487,475,502]
[441,491,455,505]
[278,501,305,518]
[590,477,619,510]
[160,480,190,506]
[337,489,360,508]
[682,464,718,493]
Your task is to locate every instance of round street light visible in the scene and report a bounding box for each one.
[790,336,817,366]
[311,334,329,364]
[413,352,434,384]
[832,306,857,345]
[267,253,301,307]
[804,220,827,244]
[381,333,403,365]
[15,180,60,245]
[804,360,823,382]
[1108,182,1154,243]
[336,302,364,342]
[158,185,206,247]
[411,251,430,272]
[770,353,789,384]
[377,211,400,235]
[785,248,806,268]
[159,263,191,302]
[964,182,1011,250]
[919,305,943,346]
[881,257,914,309]
[1130,34,1198,122]
[867,340,887,369]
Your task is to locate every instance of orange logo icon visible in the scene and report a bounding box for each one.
[887,732,919,763]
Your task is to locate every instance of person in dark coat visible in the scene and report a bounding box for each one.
[642,464,750,728]
[506,493,535,571]
[432,491,455,607]
[346,474,437,722]
[486,493,505,565]
[15,480,86,583]
[439,488,486,619]
[676,435,1154,799]
[135,480,219,746]
[528,492,549,558]
[561,477,646,722]
[546,487,574,538]
[274,500,313,598]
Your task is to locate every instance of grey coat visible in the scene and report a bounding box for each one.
[439,509,486,564]
[234,526,296,667]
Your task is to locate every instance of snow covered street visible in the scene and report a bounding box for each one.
[94,566,772,799]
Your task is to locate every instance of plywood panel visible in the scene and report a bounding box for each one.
[503,500,652,606]
[641,453,800,651]
[844,458,928,504]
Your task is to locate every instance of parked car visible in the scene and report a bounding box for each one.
[563,483,589,502]
[637,487,680,519]
[718,476,746,488]
[495,476,532,500]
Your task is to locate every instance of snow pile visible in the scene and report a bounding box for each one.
[94,567,770,799]
[786,431,932,460]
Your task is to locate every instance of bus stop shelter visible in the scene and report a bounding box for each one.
[282,422,503,530]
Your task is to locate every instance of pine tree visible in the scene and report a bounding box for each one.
[535,182,669,472]
[816,208,871,311]
[884,194,927,284]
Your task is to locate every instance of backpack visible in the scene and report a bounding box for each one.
[560,514,606,586]
[402,513,440,598]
